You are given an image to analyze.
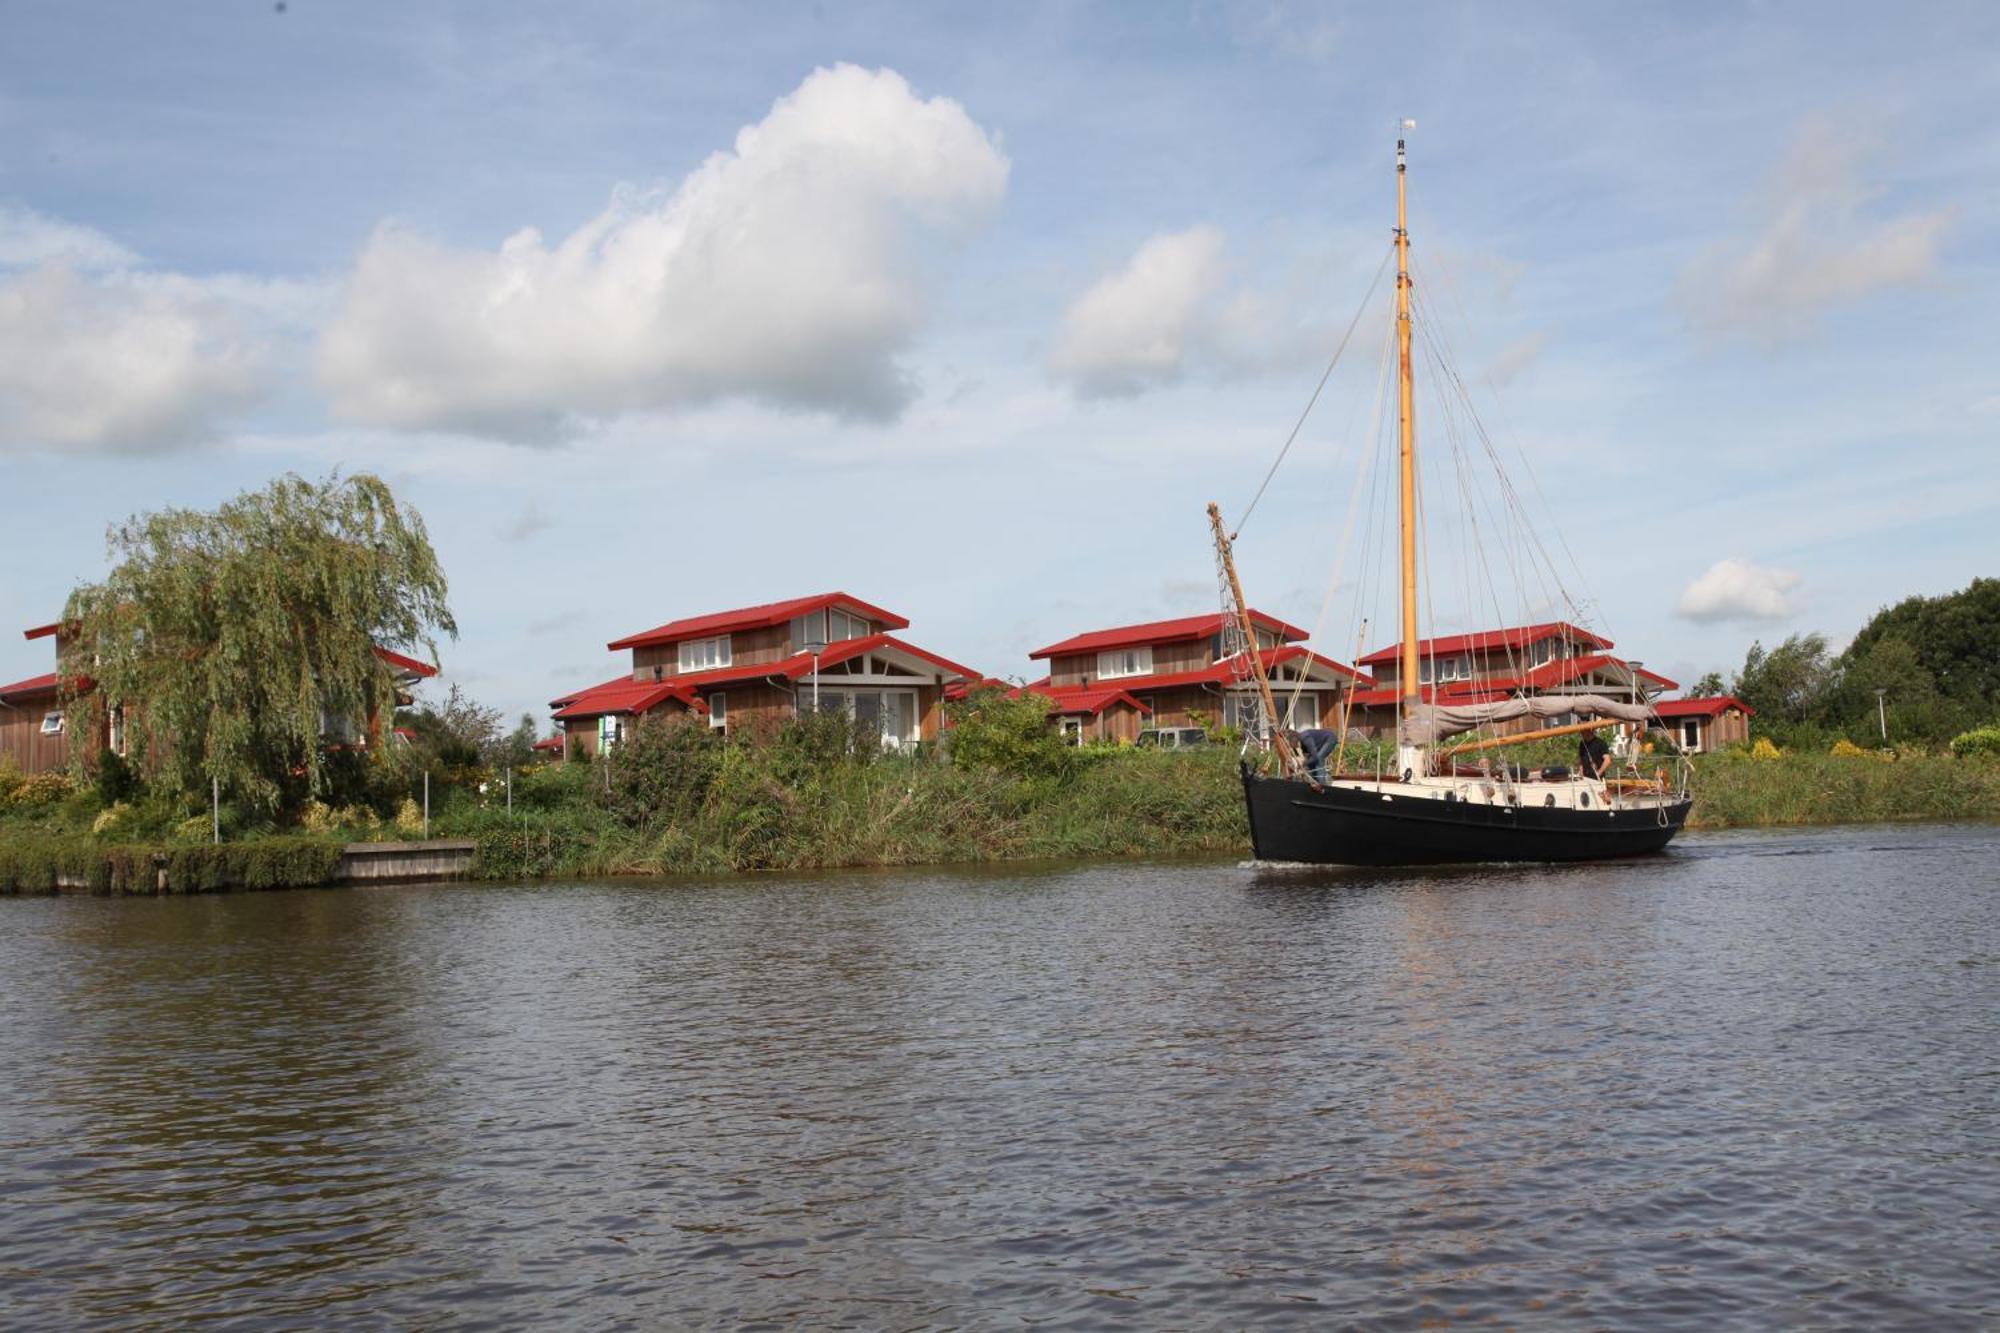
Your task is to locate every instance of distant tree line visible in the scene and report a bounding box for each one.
[1701,578,1999,746]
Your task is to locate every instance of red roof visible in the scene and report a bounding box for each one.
[373,646,439,679]
[1654,695,1755,718]
[1040,645,1368,696]
[23,623,60,641]
[1030,610,1308,661]
[1357,621,1613,667]
[0,671,61,702]
[550,634,976,721]
[552,677,706,722]
[1027,683,1152,716]
[607,592,908,652]
[1518,654,1677,693]
[531,735,564,752]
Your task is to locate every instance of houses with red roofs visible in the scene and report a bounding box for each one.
[1345,620,1676,736]
[1021,611,1371,744]
[1651,696,1754,752]
[548,592,978,758]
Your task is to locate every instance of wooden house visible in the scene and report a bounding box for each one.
[1346,621,1676,736]
[549,592,976,757]
[1651,696,1754,753]
[0,619,438,776]
[1024,611,1370,742]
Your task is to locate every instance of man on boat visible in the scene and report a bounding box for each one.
[1578,731,1613,781]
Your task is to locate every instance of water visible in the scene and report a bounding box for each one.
[2,825,1995,1328]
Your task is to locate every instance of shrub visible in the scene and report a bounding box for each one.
[1950,726,2000,759]
[1830,738,1892,761]
[1749,737,1783,761]
[393,797,423,836]
[94,750,141,806]
[945,687,1075,781]
[7,771,74,809]
[606,715,724,828]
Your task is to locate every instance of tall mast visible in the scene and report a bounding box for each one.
[1395,126,1421,732]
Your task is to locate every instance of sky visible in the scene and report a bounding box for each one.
[2,1,1996,726]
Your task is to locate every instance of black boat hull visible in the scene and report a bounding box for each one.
[1242,767,1691,866]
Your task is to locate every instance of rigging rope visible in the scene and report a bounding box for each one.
[1232,245,1394,538]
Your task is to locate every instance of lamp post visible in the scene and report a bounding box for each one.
[804,635,827,712]
[1874,687,1889,742]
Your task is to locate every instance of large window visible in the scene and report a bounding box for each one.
[678,636,732,672]
[805,688,918,749]
[1097,646,1152,679]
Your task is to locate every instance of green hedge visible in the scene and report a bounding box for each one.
[0,836,343,895]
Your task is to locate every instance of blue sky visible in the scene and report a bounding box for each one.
[3,1,1995,724]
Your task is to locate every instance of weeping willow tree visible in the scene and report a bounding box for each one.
[60,473,457,813]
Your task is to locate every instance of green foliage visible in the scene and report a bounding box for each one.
[60,472,455,815]
[604,715,725,828]
[1950,726,2000,759]
[1844,577,2000,710]
[1686,671,1726,699]
[397,683,502,774]
[1733,633,1835,724]
[1689,748,2000,828]
[944,686,1076,781]
[93,750,140,807]
[0,835,341,895]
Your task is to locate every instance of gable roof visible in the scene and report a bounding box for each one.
[0,672,61,703]
[1027,683,1152,717]
[549,634,976,721]
[1653,695,1755,718]
[1030,609,1308,661]
[608,592,908,652]
[1357,621,1613,668]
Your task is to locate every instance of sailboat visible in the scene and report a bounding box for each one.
[1218,127,1693,866]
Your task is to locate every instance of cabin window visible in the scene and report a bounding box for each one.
[1097,647,1152,679]
[1529,638,1556,668]
[40,710,64,736]
[827,609,868,642]
[1682,719,1701,749]
[1058,717,1083,746]
[1281,693,1319,729]
[679,636,732,672]
[708,692,727,730]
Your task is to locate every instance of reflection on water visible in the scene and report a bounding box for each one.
[2,825,1996,1328]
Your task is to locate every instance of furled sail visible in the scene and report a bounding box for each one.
[1399,695,1655,747]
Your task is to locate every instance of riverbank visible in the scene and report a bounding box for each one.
[5,743,1999,893]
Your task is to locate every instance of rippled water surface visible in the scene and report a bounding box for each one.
[3,824,1997,1328]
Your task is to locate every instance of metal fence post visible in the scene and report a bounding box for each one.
[212,775,220,845]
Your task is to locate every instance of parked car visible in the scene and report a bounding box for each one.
[1136,726,1208,749]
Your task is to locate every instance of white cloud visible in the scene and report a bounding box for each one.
[316,63,1009,437]
[1674,558,1802,623]
[0,262,271,454]
[1676,117,1954,342]
[0,206,141,271]
[1048,226,1330,398]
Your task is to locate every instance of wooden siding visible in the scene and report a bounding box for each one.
[0,695,71,774]
[1143,685,1224,730]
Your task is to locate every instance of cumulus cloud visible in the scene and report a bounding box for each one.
[1048,226,1327,398]
[0,262,271,454]
[1674,558,1802,623]
[0,206,140,271]
[317,64,1009,437]
[1676,117,1954,342]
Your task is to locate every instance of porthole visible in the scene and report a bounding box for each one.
[1580,792,1591,808]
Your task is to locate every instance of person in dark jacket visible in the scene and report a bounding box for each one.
[1577,731,1612,780]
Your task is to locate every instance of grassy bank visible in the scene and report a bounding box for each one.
[5,728,1998,893]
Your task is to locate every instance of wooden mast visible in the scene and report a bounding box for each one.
[1395,127,1421,736]
[1208,501,1299,776]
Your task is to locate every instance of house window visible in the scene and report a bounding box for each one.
[828,608,868,642]
[1529,638,1556,668]
[1282,693,1319,729]
[598,715,624,751]
[1058,717,1083,746]
[1433,655,1469,682]
[1097,646,1152,679]
[708,692,727,731]
[40,710,63,736]
[678,635,732,672]
[1682,719,1701,750]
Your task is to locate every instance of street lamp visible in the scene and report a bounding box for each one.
[1874,687,1889,742]
[804,635,827,712]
